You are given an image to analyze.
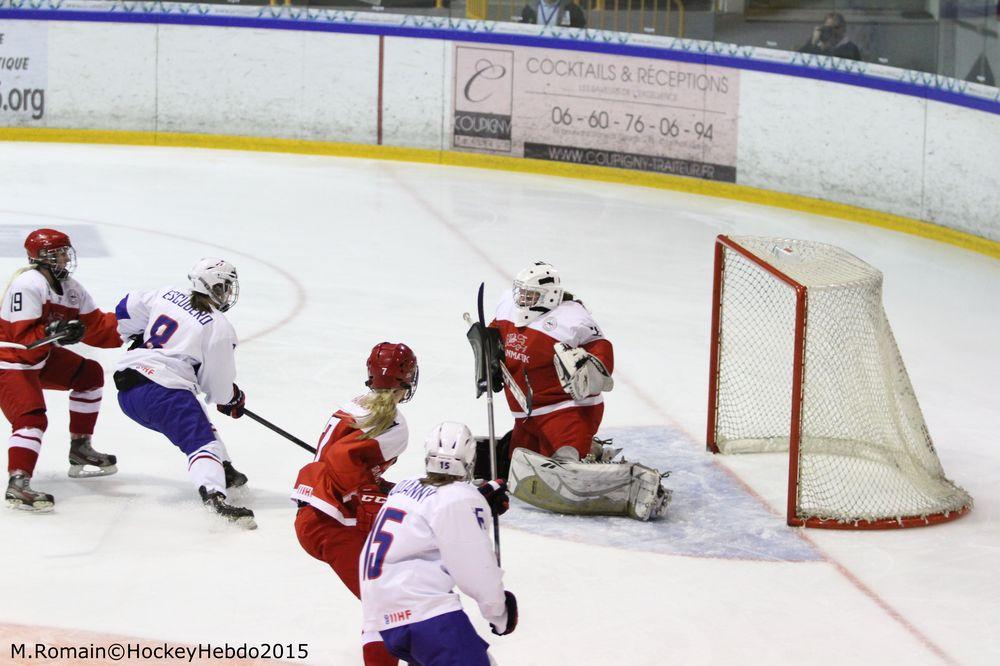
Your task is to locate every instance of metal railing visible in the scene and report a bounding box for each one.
[467,0,686,37]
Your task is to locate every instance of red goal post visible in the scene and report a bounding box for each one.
[706,235,972,529]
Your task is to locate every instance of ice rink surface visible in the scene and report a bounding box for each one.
[1,142,998,665]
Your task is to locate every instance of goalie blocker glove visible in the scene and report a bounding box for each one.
[490,591,518,636]
[466,322,504,397]
[553,342,614,402]
[44,319,85,346]
[217,383,246,418]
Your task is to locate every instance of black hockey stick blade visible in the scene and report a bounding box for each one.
[477,281,486,327]
[244,408,316,455]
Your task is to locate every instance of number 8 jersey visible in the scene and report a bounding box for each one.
[114,287,238,405]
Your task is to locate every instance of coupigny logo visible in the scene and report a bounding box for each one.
[463,58,507,104]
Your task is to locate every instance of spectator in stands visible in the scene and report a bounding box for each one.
[521,0,587,29]
[800,13,861,61]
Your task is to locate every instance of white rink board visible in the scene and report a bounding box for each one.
[2,12,1000,240]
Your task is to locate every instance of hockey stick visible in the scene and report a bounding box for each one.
[463,313,533,415]
[469,282,502,565]
[244,408,317,455]
[0,330,71,350]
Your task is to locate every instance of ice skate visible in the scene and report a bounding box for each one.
[68,436,118,478]
[6,472,54,513]
[223,461,248,489]
[199,486,256,529]
[585,436,623,464]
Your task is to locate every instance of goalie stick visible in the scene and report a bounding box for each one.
[466,282,502,565]
[244,408,317,455]
[463,312,533,416]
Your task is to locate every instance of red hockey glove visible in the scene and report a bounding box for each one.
[217,384,246,419]
[490,591,518,636]
[478,479,510,517]
[356,484,388,533]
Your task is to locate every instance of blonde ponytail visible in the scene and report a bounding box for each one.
[1,265,36,303]
[352,390,400,439]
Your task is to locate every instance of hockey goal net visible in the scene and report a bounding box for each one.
[706,235,972,529]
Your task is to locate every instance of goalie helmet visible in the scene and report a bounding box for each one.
[188,258,239,312]
[366,342,419,403]
[512,261,563,325]
[25,228,77,281]
[424,421,477,479]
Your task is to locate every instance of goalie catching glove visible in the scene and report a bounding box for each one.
[553,342,614,401]
[44,319,85,346]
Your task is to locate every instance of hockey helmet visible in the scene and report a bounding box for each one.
[366,342,419,402]
[424,422,477,479]
[188,258,239,312]
[512,261,563,325]
[25,228,76,281]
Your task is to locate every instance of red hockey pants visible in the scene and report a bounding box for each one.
[0,347,104,475]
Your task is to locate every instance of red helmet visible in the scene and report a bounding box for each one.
[366,342,419,402]
[24,228,76,280]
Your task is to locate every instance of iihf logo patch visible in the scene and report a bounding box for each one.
[543,317,557,332]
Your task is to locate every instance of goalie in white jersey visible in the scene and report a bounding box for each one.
[360,422,516,666]
[113,258,254,528]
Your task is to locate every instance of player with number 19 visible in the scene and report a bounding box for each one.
[2,228,123,512]
[113,258,254,528]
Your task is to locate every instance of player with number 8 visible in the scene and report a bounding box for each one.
[113,257,255,528]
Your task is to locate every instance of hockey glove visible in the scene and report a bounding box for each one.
[491,591,518,636]
[45,319,86,346]
[217,384,246,419]
[553,342,614,401]
[478,479,510,517]
[356,484,388,533]
[467,322,504,397]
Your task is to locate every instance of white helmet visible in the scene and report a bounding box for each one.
[188,258,239,312]
[512,261,563,325]
[424,422,477,479]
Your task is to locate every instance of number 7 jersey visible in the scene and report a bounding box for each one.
[114,287,238,405]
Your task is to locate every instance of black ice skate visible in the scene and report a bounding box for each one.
[199,486,256,530]
[68,436,118,478]
[223,461,248,489]
[6,472,54,512]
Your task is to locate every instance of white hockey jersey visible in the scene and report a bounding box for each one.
[115,287,238,405]
[359,477,508,633]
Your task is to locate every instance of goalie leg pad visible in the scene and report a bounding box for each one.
[508,448,671,520]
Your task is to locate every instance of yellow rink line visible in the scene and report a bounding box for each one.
[3,127,999,260]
